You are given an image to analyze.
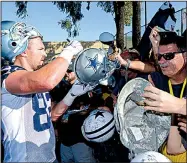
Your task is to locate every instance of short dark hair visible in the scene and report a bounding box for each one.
[159,31,186,51]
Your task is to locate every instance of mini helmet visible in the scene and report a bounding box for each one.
[81,109,115,143]
[1,20,42,62]
[131,151,171,163]
[74,48,118,86]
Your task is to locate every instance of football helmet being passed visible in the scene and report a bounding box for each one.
[1,21,42,62]
[74,48,119,86]
[81,109,115,143]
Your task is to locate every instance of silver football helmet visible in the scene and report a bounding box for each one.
[74,48,119,86]
[1,21,42,62]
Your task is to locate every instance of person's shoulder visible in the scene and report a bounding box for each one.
[1,65,26,86]
[1,65,25,74]
[137,73,149,81]
[150,71,168,80]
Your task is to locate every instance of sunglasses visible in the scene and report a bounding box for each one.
[66,69,73,73]
[158,51,186,61]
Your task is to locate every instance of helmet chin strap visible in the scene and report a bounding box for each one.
[13,35,30,53]
[11,22,42,54]
[1,30,9,36]
[13,29,42,54]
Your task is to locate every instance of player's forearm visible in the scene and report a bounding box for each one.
[5,58,69,95]
[30,57,69,90]
[51,100,69,122]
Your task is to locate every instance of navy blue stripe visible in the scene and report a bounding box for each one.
[88,125,115,140]
[85,117,114,135]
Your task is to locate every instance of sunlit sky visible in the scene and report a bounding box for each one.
[2,1,186,41]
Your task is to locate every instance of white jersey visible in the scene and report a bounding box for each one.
[1,65,56,162]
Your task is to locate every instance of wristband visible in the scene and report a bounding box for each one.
[62,91,77,106]
[125,59,131,70]
[171,113,178,126]
[58,49,74,64]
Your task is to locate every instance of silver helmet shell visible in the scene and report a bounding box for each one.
[1,21,42,63]
[74,48,118,86]
[81,109,115,143]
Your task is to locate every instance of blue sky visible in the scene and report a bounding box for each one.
[2,1,186,42]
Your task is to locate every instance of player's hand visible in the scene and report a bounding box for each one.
[70,80,96,96]
[149,26,161,48]
[63,80,96,106]
[58,40,83,63]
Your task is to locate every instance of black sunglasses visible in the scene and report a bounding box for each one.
[67,69,73,73]
[158,51,186,61]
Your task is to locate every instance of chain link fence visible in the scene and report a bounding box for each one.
[124,8,187,49]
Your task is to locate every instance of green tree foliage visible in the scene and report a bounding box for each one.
[53,1,85,37]
[15,1,28,18]
[15,1,133,49]
[97,1,132,26]
[15,1,89,37]
[97,1,133,50]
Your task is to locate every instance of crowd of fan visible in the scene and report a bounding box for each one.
[1,20,186,163]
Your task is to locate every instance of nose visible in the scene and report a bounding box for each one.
[43,52,47,58]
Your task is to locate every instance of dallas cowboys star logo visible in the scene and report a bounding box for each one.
[85,54,101,73]
[94,111,104,119]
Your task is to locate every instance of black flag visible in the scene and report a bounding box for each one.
[136,2,177,61]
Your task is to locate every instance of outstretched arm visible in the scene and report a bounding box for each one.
[51,80,96,121]
[122,59,155,73]
[116,54,155,73]
[5,41,83,95]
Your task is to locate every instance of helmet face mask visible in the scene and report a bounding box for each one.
[74,48,118,86]
[1,21,42,62]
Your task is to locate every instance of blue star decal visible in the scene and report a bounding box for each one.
[85,54,101,73]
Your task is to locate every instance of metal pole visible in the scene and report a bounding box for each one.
[125,34,127,48]
[181,9,183,35]
[145,1,147,30]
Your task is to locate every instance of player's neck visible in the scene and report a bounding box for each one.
[14,58,34,71]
